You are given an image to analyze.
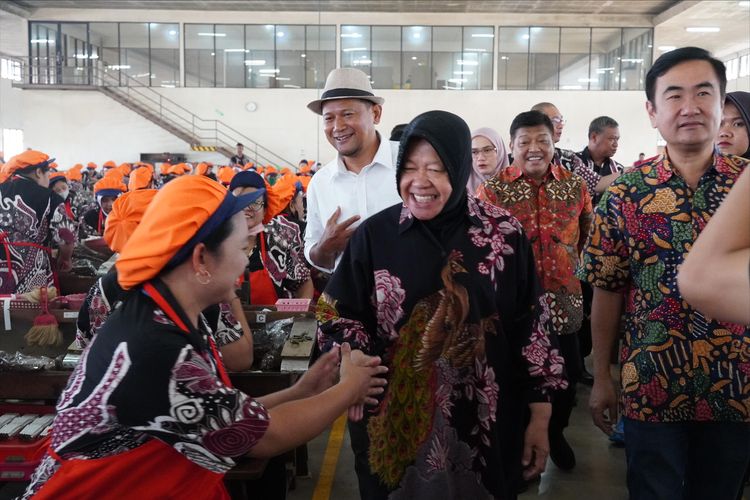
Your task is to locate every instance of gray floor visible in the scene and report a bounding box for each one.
[290,383,750,500]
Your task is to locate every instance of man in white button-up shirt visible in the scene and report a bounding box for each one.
[305,68,402,272]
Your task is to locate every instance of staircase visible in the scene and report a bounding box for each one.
[13,60,294,166]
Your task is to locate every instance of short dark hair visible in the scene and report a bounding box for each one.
[510,111,554,140]
[588,116,619,138]
[645,46,726,104]
[236,142,244,147]
[389,123,408,142]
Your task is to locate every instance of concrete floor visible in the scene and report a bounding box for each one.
[289,383,750,500]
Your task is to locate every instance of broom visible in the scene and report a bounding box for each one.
[24,287,62,347]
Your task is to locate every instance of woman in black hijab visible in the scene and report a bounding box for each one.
[717,91,750,159]
[317,110,566,500]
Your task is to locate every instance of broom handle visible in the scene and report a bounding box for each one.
[40,287,50,315]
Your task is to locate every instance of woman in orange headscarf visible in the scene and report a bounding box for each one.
[0,150,77,293]
[229,171,313,304]
[24,175,387,500]
[80,176,126,238]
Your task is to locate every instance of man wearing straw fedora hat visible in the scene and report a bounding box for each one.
[304,68,402,273]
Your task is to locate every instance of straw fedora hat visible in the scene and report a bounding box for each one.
[307,68,385,115]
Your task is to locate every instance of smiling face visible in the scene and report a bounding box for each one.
[322,99,381,159]
[471,135,499,176]
[398,138,453,221]
[716,101,749,157]
[233,186,266,229]
[646,59,723,151]
[511,125,555,180]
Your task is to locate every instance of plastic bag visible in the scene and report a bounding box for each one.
[0,350,57,371]
[252,318,294,371]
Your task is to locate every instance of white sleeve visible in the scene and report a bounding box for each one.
[303,178,334,273]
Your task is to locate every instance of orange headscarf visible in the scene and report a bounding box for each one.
[104,189,158,253]
[94,175,127,195]
[243,162,255,171]
[168,163,187,176]
[116,176,249,289]
[297,175,311,191]
[128,167,154,191]
[217,166,235,186]
[195,162,210,176]
[279,167,291,176]
[159,163,171,175]
[2,150,54,177]
[118,163,132,176]
[266,173,299,220]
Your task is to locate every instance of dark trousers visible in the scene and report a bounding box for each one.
[578,281,593,360]
[549,333,582,435]
[348,418,390,500]
[623,418,750,500]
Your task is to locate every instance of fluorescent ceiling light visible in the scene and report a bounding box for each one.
[464,48,488,52]
[457,60,479,66]
[277,31,285,37]
[522,34,530,40]
[342,47,367,52]
[161,84,176,88]
[685,27,720,33]
[561,85,583,90]
[411,56,418,60]
[30,39,54,43]
[448,78,467,83]
[340,33,362,38]
[740,1,750,7]
[107,65,131,70]
[454,70,474,75]
[259,68,280,73]
[198,32,226,37]
[168,30,177,35]
[283,84,301,88]
[244,59,266,65]
[224,49,247,53]
[442,85,461,90]
[300,54,306,58]
[275,77,291,81]
[471,33,494,38]
[596,67,615,73]
[352,59,372,65]
[412,33,421,39]
[500,56,510,60]
[658,46,676,52]
[621,58,643,63]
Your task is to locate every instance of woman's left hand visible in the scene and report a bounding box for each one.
[294,346,341,398]
[522,416,550,480]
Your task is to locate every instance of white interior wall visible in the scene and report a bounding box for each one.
[18,86,656,168]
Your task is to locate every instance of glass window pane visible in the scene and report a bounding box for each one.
[591,28,621,90]
[401,25,431,90]
[433,26,461,90]
[89,22,118,79]
[529,27,559,90]
[59,23,89,85]
[245,25,275,88]
[620,28,651,90]
[341,25,371,74]
[305,25,335,88]
[150,23,179,87]
[185,24,214,87]
[498,27,529,90]
[559,28,590,90]
[215,24,244,88]
[276,25,305,89]
[371,26,400,89]
[462,26,493,90]
[120,23,149,85]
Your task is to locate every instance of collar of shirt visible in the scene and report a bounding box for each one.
[651,148,736,185]
[503,162,569,184]
[332,133,395,178]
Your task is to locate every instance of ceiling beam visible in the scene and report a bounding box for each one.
[652,0,700,26]
[0,0,34,18]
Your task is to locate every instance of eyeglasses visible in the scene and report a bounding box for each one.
[471,146,497,157]
[550,116,566,125]
[243,199,265,216]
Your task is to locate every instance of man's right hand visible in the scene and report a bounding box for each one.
[589,376,619,435]
[311,207,360,268]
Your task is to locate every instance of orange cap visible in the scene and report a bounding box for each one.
[104,189,158,253]
[116,176,254,289]
[86,162,98,170]
[195,162,212,176]
[2,150,54,177]
[168,163,187,176]
[128,167,154,191]
[299,164,312,174]
[279,167,291,176]
[243,162,255,171]
[297,175,311,191]
[66,168,83,182]
[217,166,235,186]
[160,162,172,175]
[118,163,132,175]
[103,160,117,169]
[94,175,127,195]
[266,174,298,220]
[133,162,154,173]
[49,172,68,187]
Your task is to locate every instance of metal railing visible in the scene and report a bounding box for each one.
[15,58,295,167]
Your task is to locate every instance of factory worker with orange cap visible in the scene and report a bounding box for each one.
[80,176,126,238]
[23,175,387,499]
[0,150,77,294]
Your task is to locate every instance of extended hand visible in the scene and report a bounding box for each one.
[589,377,618,435]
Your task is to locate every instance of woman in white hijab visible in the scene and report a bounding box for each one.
[467,127,509,195]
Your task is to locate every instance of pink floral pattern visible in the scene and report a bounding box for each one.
[373,269,406,339]
[467,196,522,286]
